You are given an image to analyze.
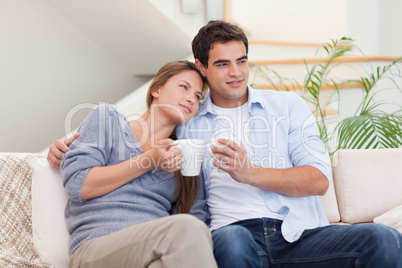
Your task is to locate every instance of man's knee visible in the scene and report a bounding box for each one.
[213,225,256,254]
[369,225,402,262]
[212,225,261,268]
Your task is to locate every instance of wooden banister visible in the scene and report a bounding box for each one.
[250,56,399,66]
[249,39,322,48]
[312,110,339,116]
[253,82,363,91]
[223,0,232,22]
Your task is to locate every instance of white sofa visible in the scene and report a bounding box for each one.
[0,148,401,267]
[319,148,402,227]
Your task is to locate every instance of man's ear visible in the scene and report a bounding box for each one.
[195,59,207,77]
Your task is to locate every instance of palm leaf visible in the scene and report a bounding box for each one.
[335,111,402,151]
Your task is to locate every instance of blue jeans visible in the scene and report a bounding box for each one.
[212,218,402,268]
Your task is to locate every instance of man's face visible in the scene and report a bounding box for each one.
[197,40,249,108]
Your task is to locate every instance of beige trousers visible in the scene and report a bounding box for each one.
[69,214,217,268]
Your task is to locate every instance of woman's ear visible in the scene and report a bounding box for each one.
[151,88,160,100]
[195,59,207,77]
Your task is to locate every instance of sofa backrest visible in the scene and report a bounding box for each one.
[332,148,402,223]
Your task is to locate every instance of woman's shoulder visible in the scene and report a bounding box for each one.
[85,103,123,121]
[76,103,124,133]
[92,103,134,136]
[92,103,119,114]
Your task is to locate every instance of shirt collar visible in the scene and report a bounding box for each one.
[197,85,265,117]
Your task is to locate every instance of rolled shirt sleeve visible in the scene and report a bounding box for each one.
[287,93,332,181]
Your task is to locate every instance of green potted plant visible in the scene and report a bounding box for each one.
[250,37,402,160]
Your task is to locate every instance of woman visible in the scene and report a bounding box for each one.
[60,61,217,268]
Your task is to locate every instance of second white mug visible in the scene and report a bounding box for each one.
[207,136,241,163]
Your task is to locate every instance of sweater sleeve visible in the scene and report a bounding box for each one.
[60,104,118,203]
[188,171,207,222]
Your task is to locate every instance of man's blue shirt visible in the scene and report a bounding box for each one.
[177,86,332,242]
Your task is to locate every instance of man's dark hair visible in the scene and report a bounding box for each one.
[192,20,248,67]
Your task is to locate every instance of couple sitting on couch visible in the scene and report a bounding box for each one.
[48,20,402,268]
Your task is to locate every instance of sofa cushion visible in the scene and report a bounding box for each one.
[333,148,402,223]
[30,155,69,268]
[0,153,49,267]
[374,205,402,234]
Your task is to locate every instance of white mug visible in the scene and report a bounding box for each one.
[207,136,241,163]
[171,139,205,176]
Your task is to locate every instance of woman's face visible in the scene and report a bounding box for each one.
[152,70,204,124]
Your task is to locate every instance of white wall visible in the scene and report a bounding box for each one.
[247,0,348,42]
[246,0,402,57]
[347,0,402,57]
[347,0,380,55]
[0,0,143,152]
[378,0,402,56]
[149,0,207,39]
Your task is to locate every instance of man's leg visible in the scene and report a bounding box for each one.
[70,214,217,268]
[212,224,264,268]
[218,218,402,267]
[261,219,402,267]
[284,223,402,267]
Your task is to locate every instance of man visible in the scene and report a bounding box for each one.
[49,20,402,267]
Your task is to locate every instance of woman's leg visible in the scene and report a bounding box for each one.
[70,214,217,268]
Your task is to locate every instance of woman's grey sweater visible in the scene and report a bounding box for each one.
[60,104,206,256]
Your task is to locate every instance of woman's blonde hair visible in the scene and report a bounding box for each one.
[146,60,208,213]
[146,60,207,108]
